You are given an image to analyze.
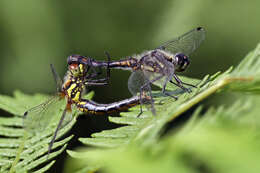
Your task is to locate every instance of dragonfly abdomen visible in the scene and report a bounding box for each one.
[91,57,139,71]
[76,95,148,115]
[110,58,138,70]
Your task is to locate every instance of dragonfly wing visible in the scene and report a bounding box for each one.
[144,70,168,88]
[158,27,206,56]
[23,95,66,134]
[128,71,156,113]
[50,64,63,92]
[128,71,148,96]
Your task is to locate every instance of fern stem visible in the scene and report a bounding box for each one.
[168,76,253,122]
[9,132,28,173]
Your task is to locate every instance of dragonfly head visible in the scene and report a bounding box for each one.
[69,63,85,77]
[67,55,89,65]
[172,53,190,72]
[173,53,190,72]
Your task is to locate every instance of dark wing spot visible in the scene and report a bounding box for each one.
[197,27,203,31]
[23,111,28,117]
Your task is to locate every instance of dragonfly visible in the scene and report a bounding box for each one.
[67,27,206,114]
[23,53,151,155]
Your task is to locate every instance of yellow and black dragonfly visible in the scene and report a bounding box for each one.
[23,53,151,155]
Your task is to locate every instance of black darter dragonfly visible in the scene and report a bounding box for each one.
[67,27,206,114]
[23,53,151,155]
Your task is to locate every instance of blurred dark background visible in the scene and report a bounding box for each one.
[0,0,259,171]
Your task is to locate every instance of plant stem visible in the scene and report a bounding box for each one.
[168,76,253,122]
[9,132,28,173]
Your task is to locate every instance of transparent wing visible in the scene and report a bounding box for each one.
[50,64,63,92]
[143,70,170,89]
[127,71,156,113]
[128,71,148,96]
[158,27,206,55]
[23,95,66,134]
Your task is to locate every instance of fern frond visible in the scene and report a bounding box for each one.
[72,97,260,173]
[0,91,95,172]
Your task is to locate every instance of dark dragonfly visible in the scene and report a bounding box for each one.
[67,27,206,114]
[23,54,151,155]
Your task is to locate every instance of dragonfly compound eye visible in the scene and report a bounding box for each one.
[174,53,190,72]
[67,55,87,65]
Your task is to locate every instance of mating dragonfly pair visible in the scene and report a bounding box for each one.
[23,27,206,154]
[68,27,205,113]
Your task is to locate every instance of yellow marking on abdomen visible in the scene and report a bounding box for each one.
[72,91,81,102]
[79,101,87,105]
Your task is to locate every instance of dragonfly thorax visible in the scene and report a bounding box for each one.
[151,49,190,72]
[138,49,175,72]
[62,64,86,103]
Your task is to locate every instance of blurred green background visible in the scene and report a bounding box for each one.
[1,0,259,102]
[1,0,260,172]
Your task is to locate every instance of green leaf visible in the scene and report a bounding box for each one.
[226,43,260,93]
[0,91,94,172]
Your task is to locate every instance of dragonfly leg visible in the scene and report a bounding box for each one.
[162,85,178,99]
[137,103,143,117]
[85,67,102,79]
[171,74,192,93]
[147,84,156,115]
[181,81,197,88]
[48,104,69,157]
[84,52,111,86]
[104,51,111,82]
[137,89,145,117]
[139,74,167,115]
[161,76,178,100]
[139,82,155,116]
